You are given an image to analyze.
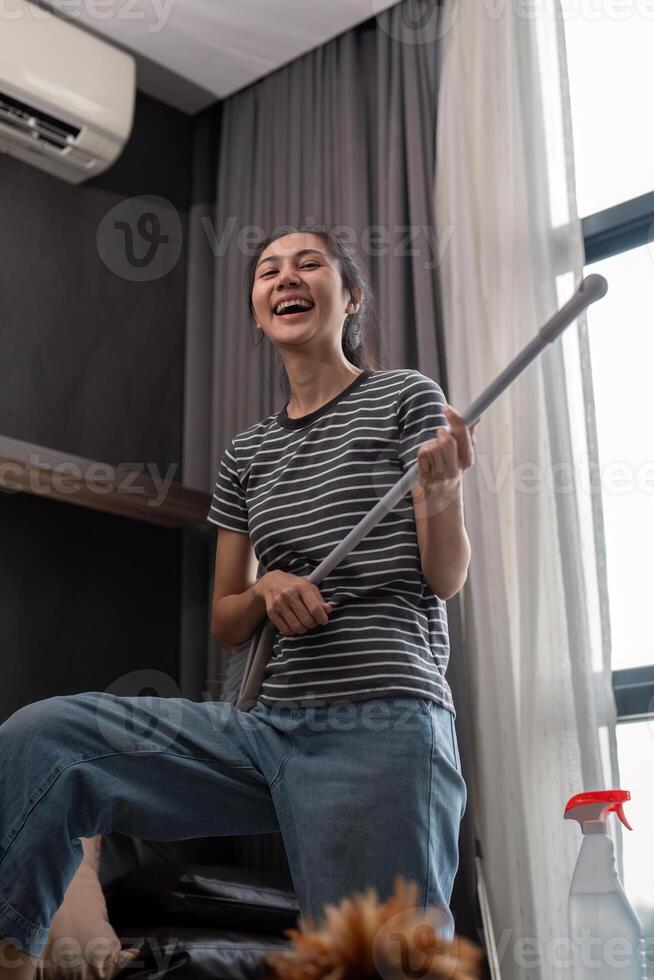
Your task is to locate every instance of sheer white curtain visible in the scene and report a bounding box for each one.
[435,2,619,978]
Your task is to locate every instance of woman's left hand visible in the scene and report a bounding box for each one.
[416,405,479,500]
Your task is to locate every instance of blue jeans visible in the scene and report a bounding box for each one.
[0,692,467,956]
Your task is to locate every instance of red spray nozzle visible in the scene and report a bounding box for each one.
[564,790,633,831]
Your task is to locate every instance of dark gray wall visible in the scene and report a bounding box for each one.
[0,91,194,721]
[180,100,222,702]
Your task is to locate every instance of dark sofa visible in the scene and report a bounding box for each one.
[102,831,299,980]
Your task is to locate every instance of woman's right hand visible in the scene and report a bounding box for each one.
[253,571,333,637]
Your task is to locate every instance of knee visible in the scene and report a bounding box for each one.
[0,694,89,754]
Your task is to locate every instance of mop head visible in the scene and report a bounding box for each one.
[262,874,483,980]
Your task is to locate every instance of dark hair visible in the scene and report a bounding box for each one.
[245,223,383,401]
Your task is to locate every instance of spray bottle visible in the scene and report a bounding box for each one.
[565,789,647,980]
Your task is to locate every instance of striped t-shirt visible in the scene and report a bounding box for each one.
[207,368,456,717]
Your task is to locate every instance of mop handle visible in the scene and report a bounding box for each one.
[238,274,608,707]
[302,272,608,586]
[251,272,607,660]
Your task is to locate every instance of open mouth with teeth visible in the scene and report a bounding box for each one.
[273,299,316,319]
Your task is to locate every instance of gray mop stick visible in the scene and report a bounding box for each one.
[236,273,608,709]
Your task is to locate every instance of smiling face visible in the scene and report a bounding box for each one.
[251,232,360,348]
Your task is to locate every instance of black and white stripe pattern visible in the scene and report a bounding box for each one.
[207,368,456,716]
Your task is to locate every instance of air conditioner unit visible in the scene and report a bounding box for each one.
[0,0,136,184]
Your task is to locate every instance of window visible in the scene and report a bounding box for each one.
[564,5,654,216]
[564,10,654,974]
[616,720,654,947]
[581,244,654,673]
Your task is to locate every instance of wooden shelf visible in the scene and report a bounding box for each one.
[0,435,211,528]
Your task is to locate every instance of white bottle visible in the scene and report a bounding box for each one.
[565,789,647,980]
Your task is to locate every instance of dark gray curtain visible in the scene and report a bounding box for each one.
[210,0,448,456]
[180,102,221,703]
[182,0,478,935]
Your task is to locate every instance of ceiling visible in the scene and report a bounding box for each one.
[42,0,400,115]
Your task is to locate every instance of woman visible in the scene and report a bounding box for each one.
[0,226,476,980]
[208,226,477,933]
